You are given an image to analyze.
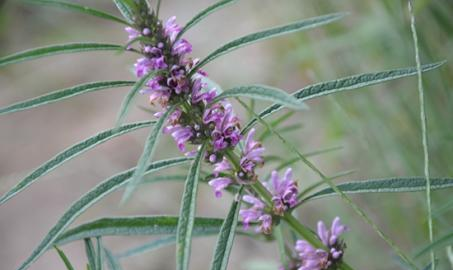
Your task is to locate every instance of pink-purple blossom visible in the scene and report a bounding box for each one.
[265,168,298,215]
[164,16,181,42]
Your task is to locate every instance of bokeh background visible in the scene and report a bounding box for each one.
[1,0,452,269]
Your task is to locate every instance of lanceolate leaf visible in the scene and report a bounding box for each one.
[415,231,453,258]
[112,0,135,24]
[27,0,130,26]
[176,145,206,270]
[0,43,124,67]
[55,216,224,246]
[16,157,190,270]
[210,188,243,270]
[116,236,177,259]
[0,120,153,205]
[122,106,175,203]
[304,177,453,201]
[0,81,135,116]
[211,85,307,110]
[116,71,158,127]
[191,13,345,74]
[176,0,237,40]
[54,246,75,270]
[242,61,445,134]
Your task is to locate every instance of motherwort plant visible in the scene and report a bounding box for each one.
[0,1,450,270]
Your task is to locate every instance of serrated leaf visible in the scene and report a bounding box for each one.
[54,246,75,270]
[84,239,97,270]
[26,0,130,25]
[210,188,243,270]
[0,81,134,116]
[112,0,135,24]
[176,0,237,40]
[304,177,453,201]
[122,106,175,203]
[0,120,153,205]
[415,231,453,258]
[176,145,206,270]
[0,43,124,67]
[191,13,345,74]
[116,71,158,127]
[16,157,190,270]
[55,216,225,246]
[104,248,123,270]
[211,85,307,110]
[242,61,446,133]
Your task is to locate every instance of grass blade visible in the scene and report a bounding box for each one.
[16,157,190,270]
[96,237,103,270]
[55,216,225,246]
[415,231,453,258]
[112,0,135,24]
[191,13,345,74]
[115,71,158,127]
[211,85,307,110]
[242,62,445,134]
[0,120,153,205]
[176,144,206,270]
[0,81,134,116]
[304,177,453,201]
[104,248,123,270]
[84,239,97,270]
[176,0,237,40]
[54,246,75,270]
[26,0,130,25]
[210,188,243,270]
[0,43,124,67]
[122,106,175,203]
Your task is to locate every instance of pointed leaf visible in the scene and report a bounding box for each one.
[112,0,135,24]
[0,80,134,116]
[305,177,453,201]
[242,61,446,133]
[176,0,237,40]
[54,246,75,270]
[16,157,190,270]
[122,106,175,203]
[103,248,123,270]
[0,43,124,67]
[26,0,130,25]
[210,188,243,270]
[116,235,177,259]
[176,145,206,270]
[0,120,153,205]
[211,85,307,110]
[191,13,345,73]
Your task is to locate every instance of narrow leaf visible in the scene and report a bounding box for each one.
[0,120,153,205]
[242,61,445,133]
[191,13,345,73]
[176,145,206,270]
[210,188,243,270]
[112,0,135,24]
[176,0,237,40]
[84,239,97,270]
[26,0,130,25]
[305,177,453,201]
[96,237,103,270]
[55,216,225,246]
[54,246,75,270]
[0,81,134,116]
[415,231,453,258]
[116,71,158,127]
[104,248,123,270]
[0,43,124,67]
[16,157,190,270]
[211,85,307,110]
[116,235,176,259]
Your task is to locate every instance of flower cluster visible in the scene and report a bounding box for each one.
[295,217,348,270]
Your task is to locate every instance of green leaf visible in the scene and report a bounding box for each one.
[116,71,158,127]
[176,145,206,270]
[0,81,134,116]
[211,85,307,110]
[304,177,453,201]
[122,106,175,203]
[96,237,103,270]
[26,0,130,25]
[210,188,243,270]
[84,239,97,270]
[0,43,124,67]
[415,231,453,258]
[0,120,153,205]
[104,248,123,270]
[242,61,446,134]
[16,157,190,270]
[191,13,345,74]
[116,235,177,259]
[54,246,75,270]
[112,0,135,24]
[176,0,237,40]
[55,216,225,246]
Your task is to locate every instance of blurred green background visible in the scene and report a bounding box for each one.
[0,0,452,269]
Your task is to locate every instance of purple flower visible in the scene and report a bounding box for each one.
[239,194,273,234]
[265,168,298,215]
[208,177,232,198]
[240,128,265,173]
[191,79,217,104]
[295,240,330,270]
[213,158,232,174]
[125,27,140,42]
[172,38,192,56]
[163,124,193,152]
[139,76,171,106]
[317,217,348,259]
[164,16,181,42]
